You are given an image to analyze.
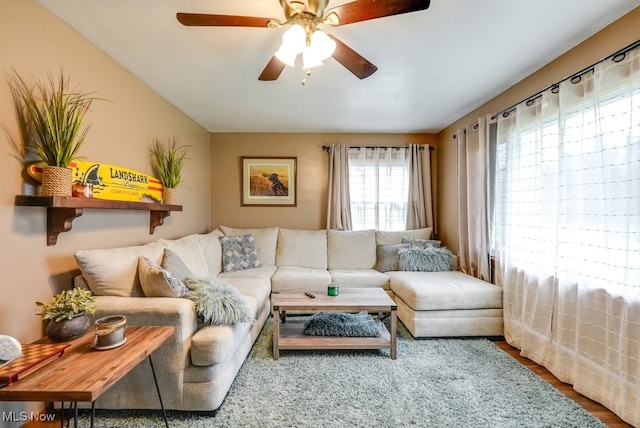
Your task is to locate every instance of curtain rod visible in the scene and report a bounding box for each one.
[322,145,434,152]
[493,38,640,119]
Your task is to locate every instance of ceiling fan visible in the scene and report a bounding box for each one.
[176,0,431,81]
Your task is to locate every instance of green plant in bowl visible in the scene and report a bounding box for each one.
[36,288,96,322]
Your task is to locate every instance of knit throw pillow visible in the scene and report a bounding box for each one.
[219,234,262,272]
[398,246,453,272]
[185,277,253,326]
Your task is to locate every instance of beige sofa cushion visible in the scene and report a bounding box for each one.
[388,271,502,311]
[271,266,332,293]
[276,228,327,269]
[75,242,164,297]
[219,226,279,266]
[158,235,210,279]
[197,229,224,277]
[190,300,256,366]
[327,229,376,269]
[328,269,390,289]
[375,227,433,245]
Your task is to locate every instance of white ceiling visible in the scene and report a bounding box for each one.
[36,0,639,133]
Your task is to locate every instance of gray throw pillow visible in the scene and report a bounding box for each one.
[161,249,195,282]
[185,277,253,325]
[375,243,411,272]
[219,234,262,272]
[398,246,453,272]
[402,237,442,248]
[138,256,190,298]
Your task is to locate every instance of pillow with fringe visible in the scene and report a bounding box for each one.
[398,246,452,272]
[185,277,253,326]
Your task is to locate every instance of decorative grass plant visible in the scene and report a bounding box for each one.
[149,136,189,189]
[5,69,97,168]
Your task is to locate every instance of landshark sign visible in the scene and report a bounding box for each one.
[27,160,163,203]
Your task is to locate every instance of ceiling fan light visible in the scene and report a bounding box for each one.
[275,49,298,67]
[302,48,324,69]
[310,30,336,61]
[281,24,306,54]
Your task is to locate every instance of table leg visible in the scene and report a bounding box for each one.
[390,308,397,360]
[148,355,169,428]
[91,401,95,428]
[73,402,78,428]
[272,309,280,360]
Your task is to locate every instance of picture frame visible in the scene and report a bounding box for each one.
[241,157,297,207]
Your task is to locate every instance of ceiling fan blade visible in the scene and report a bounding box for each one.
[325,0,430,26]
[258,56,286,81]
[176,13,275,28]
[329,35,377,79]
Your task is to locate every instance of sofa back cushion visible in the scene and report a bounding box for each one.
[327,229,376,269]
[276,228,327,269]
[158,234,210,279]
[375,227,433,245]
[75,242,164,297]
[219,226,279,266]
[197,229,224,276]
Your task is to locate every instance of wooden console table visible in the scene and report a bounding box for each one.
[0,326,175,427]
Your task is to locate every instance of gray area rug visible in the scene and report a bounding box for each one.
[82,318,604,427]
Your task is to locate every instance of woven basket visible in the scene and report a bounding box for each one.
[41,166,72,197]
[162,187,176,205]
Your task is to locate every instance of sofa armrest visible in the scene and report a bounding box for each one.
[92,296,198,373]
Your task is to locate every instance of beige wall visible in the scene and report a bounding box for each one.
[210,133,436,230]
[0,0,211,347]
[436,7,640,254]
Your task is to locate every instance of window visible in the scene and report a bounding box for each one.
[348,147,410,231]
[492,67,640,292]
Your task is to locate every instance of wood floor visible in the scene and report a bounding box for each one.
[23,341,632,428]
[495,340,632,427]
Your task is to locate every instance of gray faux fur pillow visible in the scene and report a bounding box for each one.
[185,277,253,326]
[398,246,453,272]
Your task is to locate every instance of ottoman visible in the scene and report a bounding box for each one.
[386,271,503,338]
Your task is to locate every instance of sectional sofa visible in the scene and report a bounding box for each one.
[72,226,503,412]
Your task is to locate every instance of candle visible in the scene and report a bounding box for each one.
[327,283,339,296]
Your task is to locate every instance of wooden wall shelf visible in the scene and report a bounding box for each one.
[15,195,183,246]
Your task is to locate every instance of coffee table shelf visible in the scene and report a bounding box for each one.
[271,288,397,360]
[278,320,392,350]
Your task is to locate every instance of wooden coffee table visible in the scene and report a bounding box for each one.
[271,287,397,360]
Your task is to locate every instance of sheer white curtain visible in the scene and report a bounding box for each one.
[349,147,409,231]
[457,118,491,280]
[493,48,640,425]
[326,144,352,230]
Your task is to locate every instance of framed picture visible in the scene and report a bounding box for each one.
[241,157,297,207]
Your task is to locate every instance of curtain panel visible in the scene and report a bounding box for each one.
[326,144,352,230]
[492,48,640,425]
[406,144,435,232]
[456,118,491,280]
